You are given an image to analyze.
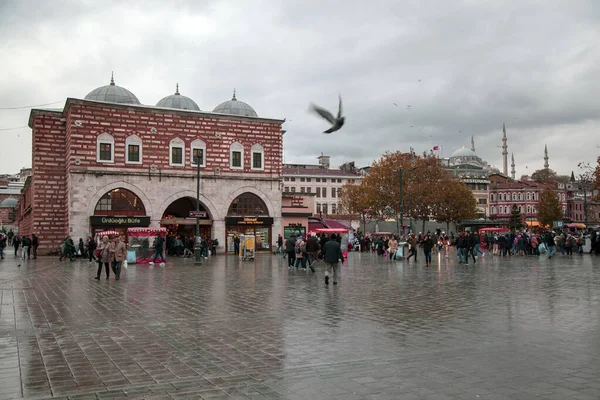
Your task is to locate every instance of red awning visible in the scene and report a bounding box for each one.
[308,221,325,232]
[323,219,350,229]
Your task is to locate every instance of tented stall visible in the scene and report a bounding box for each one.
[126,227,167,264]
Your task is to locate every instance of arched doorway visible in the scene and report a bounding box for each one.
[225,192,273,252]
[91,188,150,238]
[160,197,213,240]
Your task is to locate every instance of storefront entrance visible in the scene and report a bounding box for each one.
[92,188,150,242]
[225,192,273,252]
[160,197,213,238]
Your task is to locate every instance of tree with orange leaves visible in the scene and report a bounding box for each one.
[431,177,477,233]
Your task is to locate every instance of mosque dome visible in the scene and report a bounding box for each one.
[0,198,17,208]
[213,90,257,117]
[156,84,200,111]
[451,147,476,158]
[84,73,141,105]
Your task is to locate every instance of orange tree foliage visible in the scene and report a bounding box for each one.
[595,156,600,200]
[338,181,373,224]
[338,151,478,229]
[431,176,477,231]
[537,188,563,228]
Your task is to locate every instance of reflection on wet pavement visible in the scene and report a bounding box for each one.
[0,252,599,399]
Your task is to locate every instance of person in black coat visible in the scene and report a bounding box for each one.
[285,234,296,267]
[323,235,344,285]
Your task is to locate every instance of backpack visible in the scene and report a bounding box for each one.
[295,240,303,254]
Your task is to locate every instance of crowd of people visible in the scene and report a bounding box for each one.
[351,227,599,265]
[0,230,39,261]
[276,233,345,285]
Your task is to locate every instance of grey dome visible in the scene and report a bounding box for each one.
[85,73,141,105]
[452,147,476,157]
[0,198,17,208]
[213,90,257,117]
[156,84,200,111]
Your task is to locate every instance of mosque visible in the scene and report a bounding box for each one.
[15,73,284,254]
[444,124,552,220]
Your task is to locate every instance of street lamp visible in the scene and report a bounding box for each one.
[194,156,202,266]
[397,168,403,234]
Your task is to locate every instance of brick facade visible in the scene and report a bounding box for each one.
[18,98,284,254]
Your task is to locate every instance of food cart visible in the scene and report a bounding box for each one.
[240,234,255,261]
[126,227,167,264]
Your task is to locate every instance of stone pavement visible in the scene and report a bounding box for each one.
[0,250,599,400]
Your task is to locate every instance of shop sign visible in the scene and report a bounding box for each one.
[291,196,304,207]
[226,216,274,225]
[284,225,306,239]
[189,211,207,218]
[90,216,151,226]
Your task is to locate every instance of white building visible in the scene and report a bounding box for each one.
[283,155,362,216]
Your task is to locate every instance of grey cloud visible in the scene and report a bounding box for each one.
[0,0,599,174]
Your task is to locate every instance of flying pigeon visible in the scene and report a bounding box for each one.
[310,95,345,134]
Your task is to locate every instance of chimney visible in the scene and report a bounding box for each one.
[317,153,330,169]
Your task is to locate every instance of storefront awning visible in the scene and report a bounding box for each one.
[323,219,350,229]
[525,220,540,227]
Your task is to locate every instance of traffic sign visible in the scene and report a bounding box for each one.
[189,211,207,218]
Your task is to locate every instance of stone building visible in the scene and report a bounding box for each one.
[282,155,362,216]
[15,76,284,254]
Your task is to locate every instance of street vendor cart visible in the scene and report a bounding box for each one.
[126,227,167,264]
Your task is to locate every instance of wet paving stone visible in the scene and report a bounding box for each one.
[0,252,599,398]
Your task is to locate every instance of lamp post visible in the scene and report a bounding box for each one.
[194,156,202,265]
[397,168,403,234]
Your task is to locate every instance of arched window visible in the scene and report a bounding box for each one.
[492,206,496,214]
[527,205,531,213]
[512,192,517,201]
[96,133,114,163]
[518,193,523,201]
[94,188,146,216]
[491,194,495,202]
[227,192,268,216]
[170,138,185,167]
[230,142,244,169]
[251,143,264,170]
[190,139,206,167]
[526,192,531,201]
[125,134,142,164]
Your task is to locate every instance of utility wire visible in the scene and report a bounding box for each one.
[0,101,63,110]
[0,126,28,131]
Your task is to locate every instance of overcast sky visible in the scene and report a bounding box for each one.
[1,0,599,177]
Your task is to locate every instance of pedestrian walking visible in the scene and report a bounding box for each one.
[21,235,31,260]
[31,233,39,259]
[12,236,20,257]
[545,231,556,259]
[407,234,418,262]
[305,234,319,269]
[422,234,433,266]
[110,235,126,280]
[285,234,296,268]
[87,237,97,262]
[95,235,112,280]
[323,234,344,285]
[388,235,398,260]
[149,234,165,265]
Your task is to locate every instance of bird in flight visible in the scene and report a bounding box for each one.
[311,95,345,134]
[418,79,422,82]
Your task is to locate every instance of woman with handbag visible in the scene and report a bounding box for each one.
[95,235,113,280]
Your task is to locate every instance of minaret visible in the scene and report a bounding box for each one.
[502,123,508,175]
[471,136,475,152]
[543,144,549,169]
[511,153,515,180]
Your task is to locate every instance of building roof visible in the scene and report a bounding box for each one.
[84,73,141,105]
[155,84,200,111]
[30,98,286,127]
[213,90,257,117]
[283,167,361,178]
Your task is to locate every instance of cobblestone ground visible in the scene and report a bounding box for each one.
[0,250,599,400]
